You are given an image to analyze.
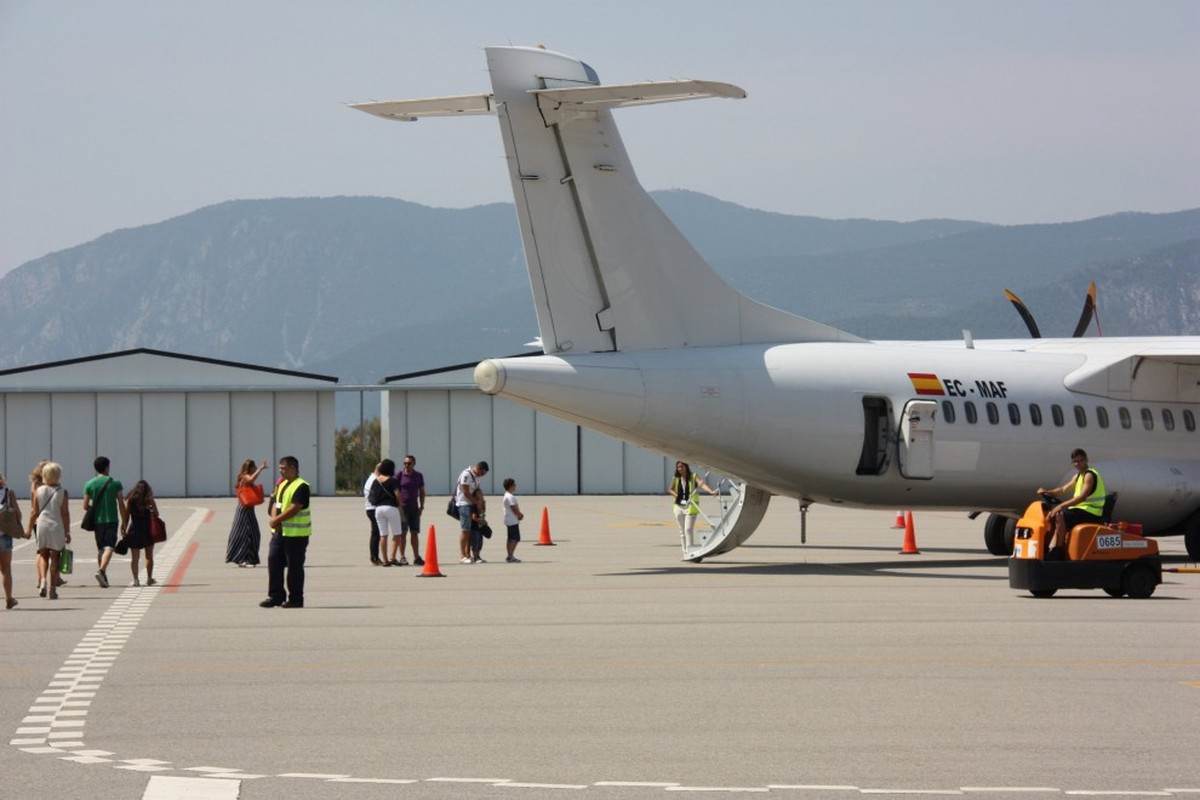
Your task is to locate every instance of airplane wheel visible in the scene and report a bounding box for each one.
[1184,510,1200,561]
[1103,587,1124,598]
[984,515,1015,556]
[1122,565,1156,599]
[1029,588,1057,598]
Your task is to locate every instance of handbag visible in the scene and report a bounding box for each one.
[80,477,112,532]
[150,514,167,544]
[446,497,460,519]
[237,483,265,507]
[0,507,24,539]
[114,537,129,556]
[59,547,74,575]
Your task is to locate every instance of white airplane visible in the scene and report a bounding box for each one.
[353,45,1200,562]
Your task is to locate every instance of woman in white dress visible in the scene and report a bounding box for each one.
[32,462,70,600]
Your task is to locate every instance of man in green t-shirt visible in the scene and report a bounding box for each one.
[82,456,127,588]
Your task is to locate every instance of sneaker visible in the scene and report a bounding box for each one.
[95,570,109,588]
[460,557,472,564]
[395,557,409,566]
[413,556,425,566]
[147,578,157,587]
[506,556,521,563]
[131,578,141,587]
[473,557,486,564]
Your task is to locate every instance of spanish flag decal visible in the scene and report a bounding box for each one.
[907,372,945,396]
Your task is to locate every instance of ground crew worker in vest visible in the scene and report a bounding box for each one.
[1038,448,1106,551]
[260,456,312,608]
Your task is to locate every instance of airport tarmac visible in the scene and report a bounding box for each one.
[2,494,1198,799]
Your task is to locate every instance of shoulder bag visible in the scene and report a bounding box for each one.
[237,482,265,507]
[150,512,167,544]
[0,487,25,539]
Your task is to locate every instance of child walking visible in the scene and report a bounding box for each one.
[502,478,524,563]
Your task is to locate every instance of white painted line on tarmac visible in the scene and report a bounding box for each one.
[142,775,240,799]
[328,777,420,784]
[860,791,963,796]
[960,789,1061,794]
[8,508,206,763]
[664,787,770,794]
[767,786,858,792]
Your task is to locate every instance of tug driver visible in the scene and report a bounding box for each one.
[1037,448,1106,551]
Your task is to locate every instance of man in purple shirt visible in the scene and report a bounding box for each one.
[397,454,426,566]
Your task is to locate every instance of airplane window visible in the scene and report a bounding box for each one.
[1185,409,1196,432]
[1073,405,1087,428]
[1141,408,1154,430]
[1051,405,1064,427]
[1162,409,1175,431]
[1119,407,1132,430]
[1096,406,1109,429]
[1029,404,1042,426]
[1007,403,1020,425]
[964,401,978,424]
[986,402,1000,424]
[941,400,956,424]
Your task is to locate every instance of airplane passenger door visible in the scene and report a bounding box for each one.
[899,400,937,479]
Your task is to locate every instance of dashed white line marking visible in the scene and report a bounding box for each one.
[143,775,240,799]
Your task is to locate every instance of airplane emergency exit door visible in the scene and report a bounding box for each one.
[899,400,937,479]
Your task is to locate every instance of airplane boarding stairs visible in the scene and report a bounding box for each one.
[681,478,772,562]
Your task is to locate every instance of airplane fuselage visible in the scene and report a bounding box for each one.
[477,336,1200,533]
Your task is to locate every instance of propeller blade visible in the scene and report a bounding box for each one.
[1071,281,1097,338]
[1004,288,1041,338]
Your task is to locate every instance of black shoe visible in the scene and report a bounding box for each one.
[281,600,304,608]
[259,598,283,608]
[413,556,425,566]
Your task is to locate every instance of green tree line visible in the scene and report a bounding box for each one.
[334,417,380,494]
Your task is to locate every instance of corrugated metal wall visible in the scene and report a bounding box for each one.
[381,388,672,496]
[0,390,335,497]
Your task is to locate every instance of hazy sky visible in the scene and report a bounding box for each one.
[2,0,1198,276]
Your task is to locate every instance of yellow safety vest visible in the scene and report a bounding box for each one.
[1071,468,1106,516]
[274,478,312,538]
[671,474,702,515]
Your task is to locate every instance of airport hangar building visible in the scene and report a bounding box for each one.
[0,349,674,499]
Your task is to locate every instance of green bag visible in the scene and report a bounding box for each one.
[59,547,73,575]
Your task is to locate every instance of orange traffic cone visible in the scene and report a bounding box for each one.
[415,525,445,577]
[534,506,556,546]
[891,510,906,529]
[899,511,921,555]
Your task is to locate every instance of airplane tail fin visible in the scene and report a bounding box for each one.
[354,46,863,353]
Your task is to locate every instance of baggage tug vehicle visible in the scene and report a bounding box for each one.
[1010,494,1162,598]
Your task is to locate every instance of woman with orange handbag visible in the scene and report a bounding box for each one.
[226,459,267,567]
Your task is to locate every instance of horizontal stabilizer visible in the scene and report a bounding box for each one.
[349,93,495,122]
[533,80,744,119]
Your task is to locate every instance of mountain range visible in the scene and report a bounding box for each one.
[2,191,1197,386]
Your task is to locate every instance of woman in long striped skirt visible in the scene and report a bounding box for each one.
[226,459,267,567]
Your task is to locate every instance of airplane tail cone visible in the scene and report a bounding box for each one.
[892,510,906,529]
[899,511,921,555]
[416,525,445,577]
[535,506,556,546]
